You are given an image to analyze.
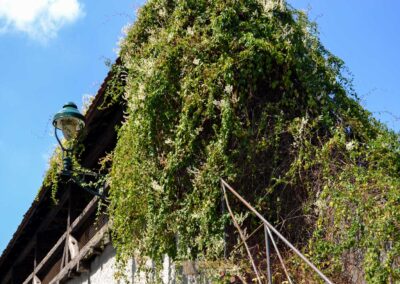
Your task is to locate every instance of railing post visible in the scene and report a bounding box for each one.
[264,224,273,284]
[221,182,263,284]
[221,181,227,259]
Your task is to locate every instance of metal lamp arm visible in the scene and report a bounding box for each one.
[69,175,107,200]
[56,127,106,200]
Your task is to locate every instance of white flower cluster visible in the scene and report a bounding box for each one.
[187,26,194,36]
[224,85,233,94]
[346,141,356,151]
[151,180,163,192]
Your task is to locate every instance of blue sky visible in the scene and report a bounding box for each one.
[0,0,399,253]
[0,0,145,253]
[289,0,400,131]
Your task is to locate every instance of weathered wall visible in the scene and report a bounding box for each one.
[65,244,209,284]
[66,244,125,284]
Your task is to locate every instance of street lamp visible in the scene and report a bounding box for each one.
[53,102,105,199]
[53,102,85,174]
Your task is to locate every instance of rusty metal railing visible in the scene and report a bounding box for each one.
[221,179,333,284]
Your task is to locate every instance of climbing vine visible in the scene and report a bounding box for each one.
[99,60,128,110]
[91,0,400,282]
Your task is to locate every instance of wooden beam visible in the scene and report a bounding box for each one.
[70,196,99,232]
[49,222,110,284]
[22,196,100,284]
[22,233,66,284]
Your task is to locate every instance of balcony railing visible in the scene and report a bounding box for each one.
[221,179,333,284]
[22,196,109,284]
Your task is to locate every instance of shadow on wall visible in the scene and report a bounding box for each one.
[65,244,117,284]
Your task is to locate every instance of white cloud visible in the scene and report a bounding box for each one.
[0,0,84,40]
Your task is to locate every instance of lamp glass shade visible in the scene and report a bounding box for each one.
[53,102,85,141]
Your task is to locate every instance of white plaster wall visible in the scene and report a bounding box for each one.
[65,245,168,284]
[66,244,125,284]
[65,244,209,284]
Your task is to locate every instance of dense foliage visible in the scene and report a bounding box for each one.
[98,0,400,282]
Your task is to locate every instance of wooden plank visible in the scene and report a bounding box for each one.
[21,196,99,284]
[70,196,99,230]
[49,222,110,284]
[22,233,67,284]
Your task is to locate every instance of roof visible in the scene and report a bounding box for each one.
[0,59,125,283]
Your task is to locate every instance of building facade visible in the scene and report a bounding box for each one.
[0,67,127,284]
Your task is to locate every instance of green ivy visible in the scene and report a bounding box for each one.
[94,0,400,282]
[99,61,128,110]
[41,147,63,203]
